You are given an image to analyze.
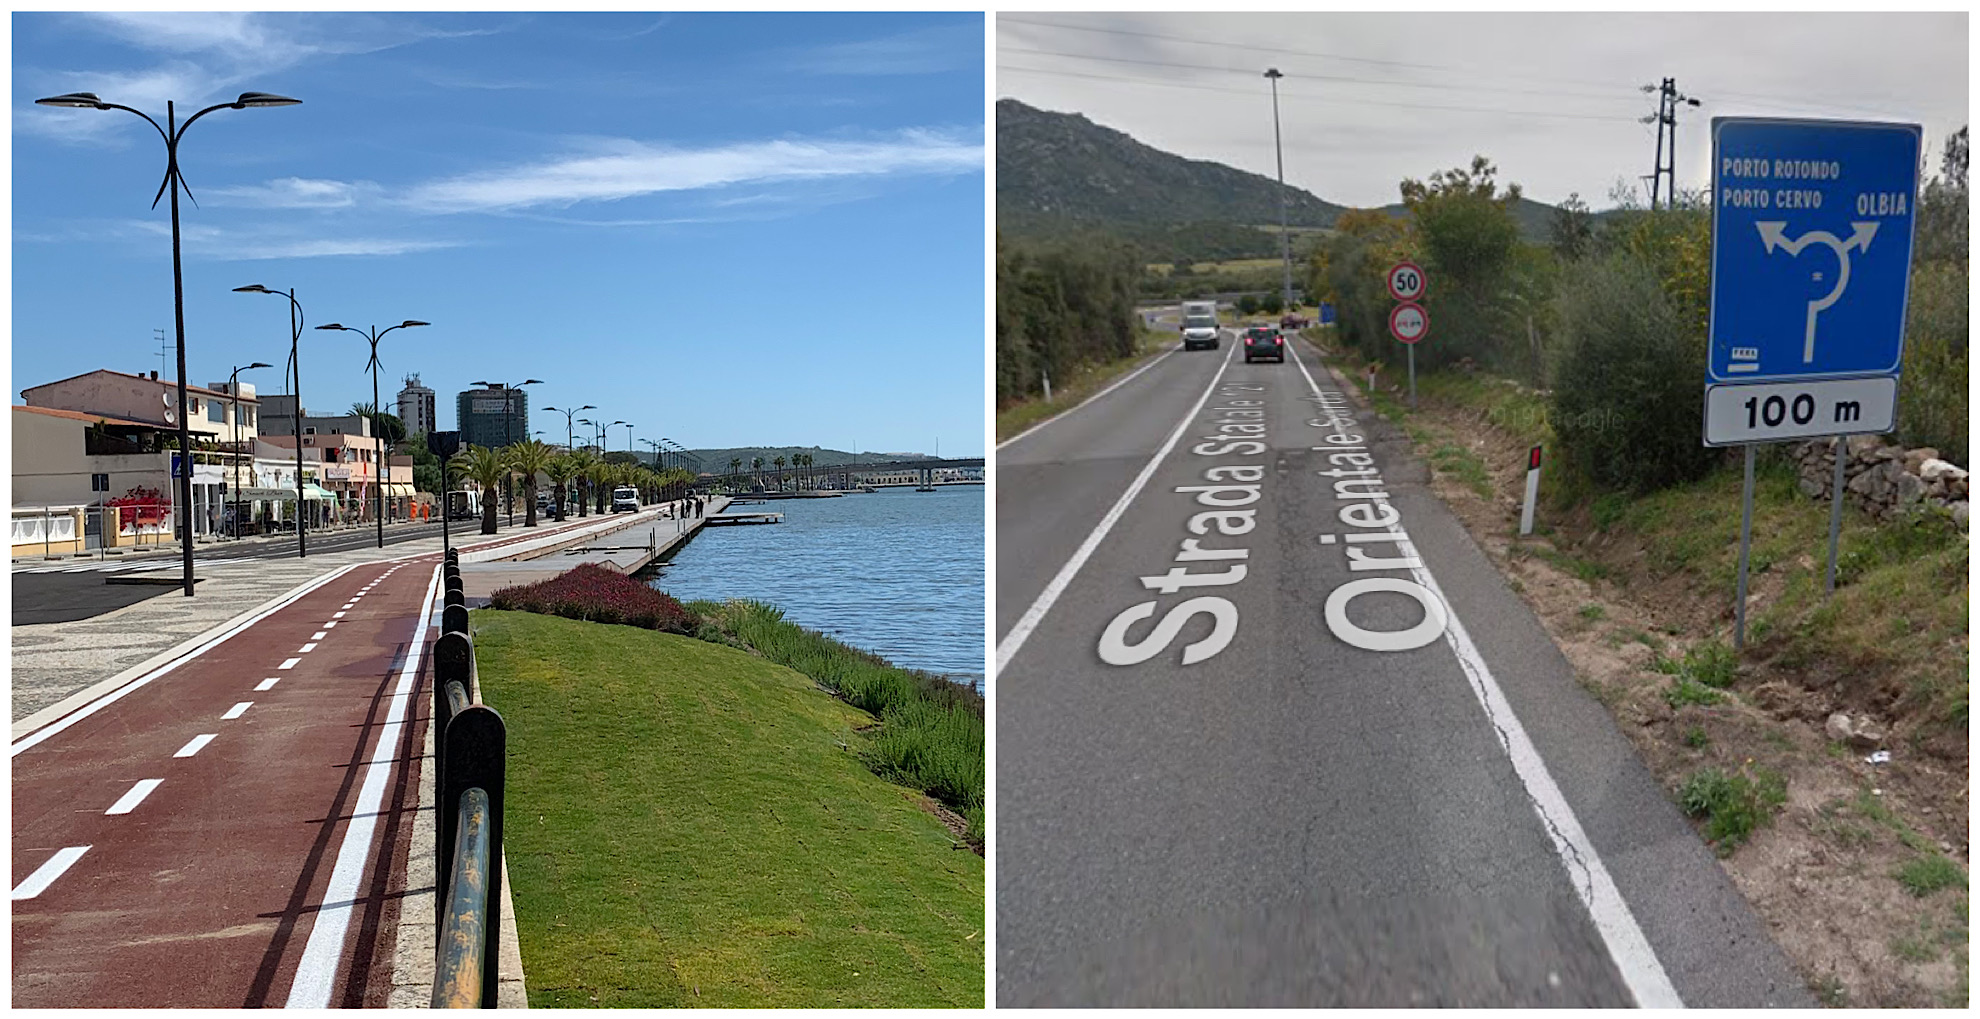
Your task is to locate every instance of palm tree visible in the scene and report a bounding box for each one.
[796,452,812,491]
[587,458,614,514]
[565,449,598,517]
[504,439,555,527]
[450,445,505,535]
[772,455,787,492]
[751,456,764,490]
[544,452,578,522]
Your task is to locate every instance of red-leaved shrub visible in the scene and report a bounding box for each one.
[488,563,698,634]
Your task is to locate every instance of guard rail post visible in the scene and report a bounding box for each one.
[433,701,505,1007]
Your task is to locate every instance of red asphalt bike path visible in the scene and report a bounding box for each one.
[10,517,615,1007]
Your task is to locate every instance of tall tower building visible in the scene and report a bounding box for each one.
[456,384,528,448]
[397,373,437,438]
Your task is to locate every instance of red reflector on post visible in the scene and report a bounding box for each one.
[1528,445,1543,470]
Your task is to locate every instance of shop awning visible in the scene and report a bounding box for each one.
[302,483,337,501]
[385,482,416,498]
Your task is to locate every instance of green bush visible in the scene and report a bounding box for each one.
[1897,259,1968,463]
[1678,764,1787,854]
[1548,251,1718,492]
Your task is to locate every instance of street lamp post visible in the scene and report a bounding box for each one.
[474,379,542,526]
[1264,68,1294,314]
[227,361,271,540]
[234,285,311,557]
[38,89,300,596]
[318,320,429,548]
[544,403,594,520]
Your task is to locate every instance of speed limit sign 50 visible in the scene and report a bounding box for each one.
[1389,302,1429,344]
[1387,261,1427,302]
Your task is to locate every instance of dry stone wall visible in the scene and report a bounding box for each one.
[1787,436,1969,532]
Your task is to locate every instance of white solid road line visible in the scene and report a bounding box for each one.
[286,563,442,1009]
[221,702,253,720]
[173,734,217,758]
[11,564,359,755]
[105,779,164,815]
[255,678,280,692]
[1284,342,1683,1008]
[12,846,91,900]
[995,343,1237,676]
[996,347,1177,451]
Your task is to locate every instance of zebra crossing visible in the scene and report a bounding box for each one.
[12,555,256,575]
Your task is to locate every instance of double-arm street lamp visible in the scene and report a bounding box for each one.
[474,378,542,526]
[38,89,300,596]
[234,285,311,557]
[318,320,429,547]
[227,362,271,540]
[542,404,594,453]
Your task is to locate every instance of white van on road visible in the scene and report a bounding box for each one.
[611,486,640,513]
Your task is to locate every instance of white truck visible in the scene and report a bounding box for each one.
[1180,300,1221,351]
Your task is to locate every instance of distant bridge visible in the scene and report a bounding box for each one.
[698,457,983,490]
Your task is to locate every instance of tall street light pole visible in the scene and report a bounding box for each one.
[38,90,300,596]
[474,378,543,527]
[1264,68,1294,314]
[227,362,271,540]
[543,404,593,454]
[318,320,429,548]
[234,285,311,557]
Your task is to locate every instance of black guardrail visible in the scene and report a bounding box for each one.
[432,548,507,1009]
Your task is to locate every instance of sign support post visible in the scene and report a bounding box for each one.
[1386,262,1428,409]
[1407,345,1416,408]
[1735,445,1757,649]
[1826,436,1847,593]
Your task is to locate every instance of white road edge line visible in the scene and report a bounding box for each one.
[221,702,253,720]
[996,347,1177,451]
[105,778,164,815]
[11,846,91,900]
[174,734,217,758]
[995,343,1236,675]
[1285,341,1683,1008]
[285,562,442,1009]
[11,564,359,755]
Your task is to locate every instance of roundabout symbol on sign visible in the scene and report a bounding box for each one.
[1389,301,1429,344]
[1387,261,1427,302]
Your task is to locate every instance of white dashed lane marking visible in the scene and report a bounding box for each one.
[173,734,217,758]
[332,611,346,618]
[105,779,163,815]
[221,702,252,720]
[310,632,327,641]
[278,658,301,670]
[11,846,91,900]
[255,678,280,692]
[298,643,318,653]
[324,621,338,629]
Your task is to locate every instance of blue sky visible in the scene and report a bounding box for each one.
[13,11,985,458]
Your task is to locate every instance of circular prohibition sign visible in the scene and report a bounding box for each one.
[1389,301,1429,344]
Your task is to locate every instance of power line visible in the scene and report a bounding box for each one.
[998,43,1645,105]
[996,62,1640,123]
[997,15,1647,97]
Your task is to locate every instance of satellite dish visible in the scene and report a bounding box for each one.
[164,408,176,424]
[161,392,171,406]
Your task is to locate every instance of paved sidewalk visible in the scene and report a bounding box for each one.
[12,510,658,726]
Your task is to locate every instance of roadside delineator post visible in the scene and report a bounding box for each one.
[1519,445,1542,536]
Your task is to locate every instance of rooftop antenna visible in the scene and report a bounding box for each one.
[155,327,169,378]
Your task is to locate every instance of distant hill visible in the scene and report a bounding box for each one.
[683,446,935,474]
[997,99,1346,232]
[998,98,1568,254]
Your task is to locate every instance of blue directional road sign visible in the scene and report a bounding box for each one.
[1707,117,1920,385]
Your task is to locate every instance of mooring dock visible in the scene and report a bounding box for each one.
[704,511,783,526]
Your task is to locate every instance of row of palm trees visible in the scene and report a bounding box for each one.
[446,438,697,534]
[720,451,822,492]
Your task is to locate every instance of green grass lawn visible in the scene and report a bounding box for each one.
[471,610,984,1008]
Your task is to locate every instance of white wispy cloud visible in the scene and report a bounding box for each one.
[206,177,383,209]
[783,21,982,76]
[400,130,983,214]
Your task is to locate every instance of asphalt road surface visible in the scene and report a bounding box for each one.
[995,329,1812,1007]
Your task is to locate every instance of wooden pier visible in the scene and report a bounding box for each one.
[705,511,783,526]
